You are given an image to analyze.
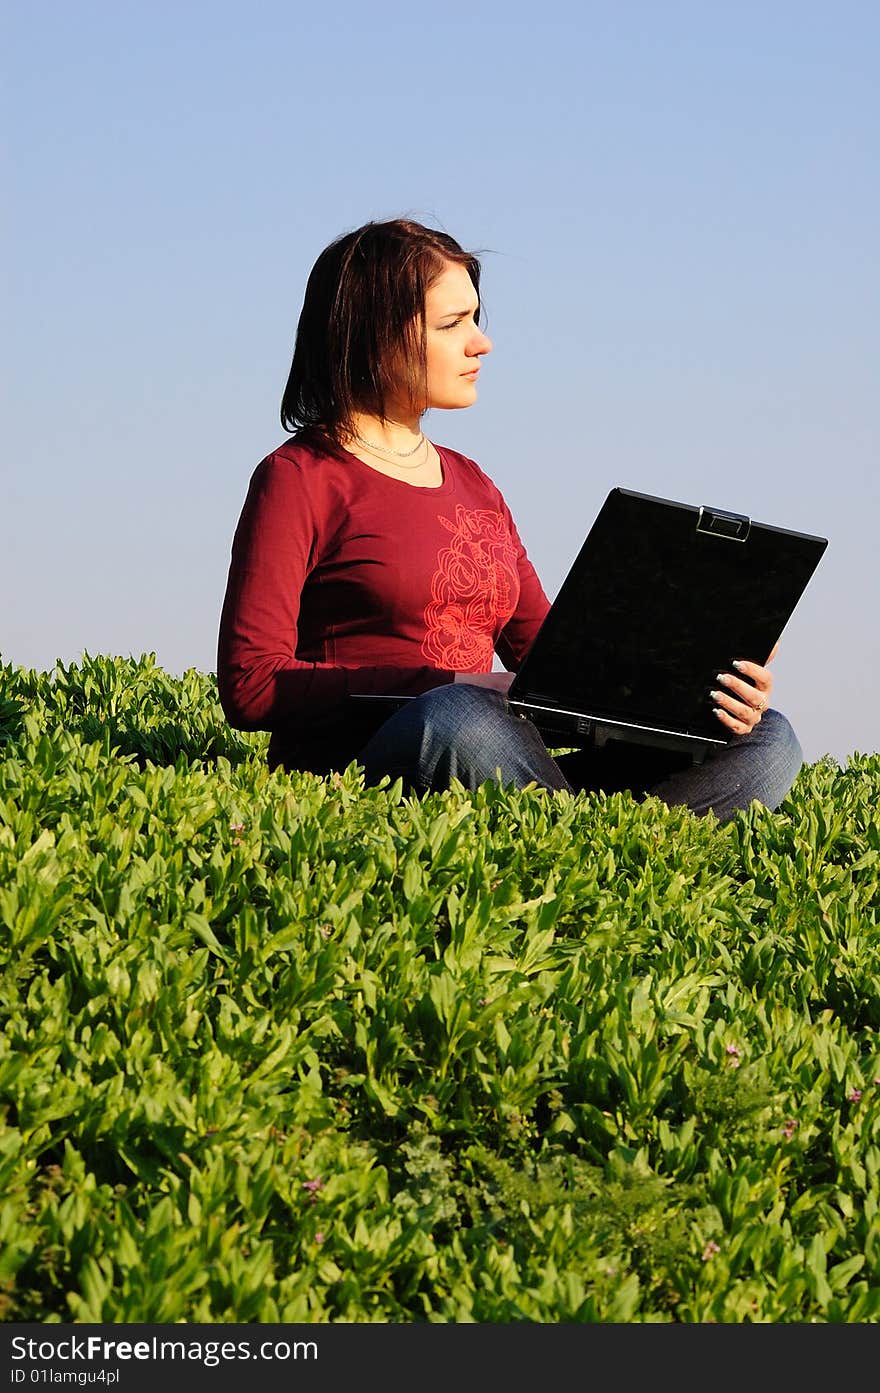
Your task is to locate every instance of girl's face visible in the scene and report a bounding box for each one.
[413,261,493,414]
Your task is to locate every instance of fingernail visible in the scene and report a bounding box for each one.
[716,673,728,684]
[710,690,722,701]
[732,660,744,670]
[712,708,725,718]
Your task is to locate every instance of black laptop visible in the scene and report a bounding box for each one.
[351,487,828,764]
[505,487,828,761]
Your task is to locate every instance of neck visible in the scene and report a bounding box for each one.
[347,412,423,450]
[343,409,428,465]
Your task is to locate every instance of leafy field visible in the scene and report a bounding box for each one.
[1,654,879,1322]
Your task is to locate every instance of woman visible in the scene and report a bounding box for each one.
[217,218,802,821]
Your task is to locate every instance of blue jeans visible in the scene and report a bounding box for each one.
[355,685,803,822]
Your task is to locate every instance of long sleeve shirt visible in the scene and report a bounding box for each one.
[217,434,550,773]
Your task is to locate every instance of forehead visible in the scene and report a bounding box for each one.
[425,262,477,313]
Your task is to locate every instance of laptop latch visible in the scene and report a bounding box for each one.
[696,506,751,541]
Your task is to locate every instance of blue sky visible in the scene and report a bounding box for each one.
[5,1,878,765]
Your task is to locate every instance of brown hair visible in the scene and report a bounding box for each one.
[280,218,482,444]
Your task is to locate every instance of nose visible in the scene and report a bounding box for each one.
[468,326,493,357]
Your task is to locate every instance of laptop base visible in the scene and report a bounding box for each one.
[510,700,723,764]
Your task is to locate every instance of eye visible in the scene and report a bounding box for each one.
[437,310,480,332]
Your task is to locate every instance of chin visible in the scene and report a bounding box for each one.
[426,381,479,411]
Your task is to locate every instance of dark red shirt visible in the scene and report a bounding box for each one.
[217,435,550,772]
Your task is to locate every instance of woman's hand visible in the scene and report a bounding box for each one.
[453,671,515,693]
[711,642,778,736]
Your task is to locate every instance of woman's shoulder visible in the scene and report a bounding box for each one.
[259,430,341,474]
[249,431,351,495]
[236,437,357,546]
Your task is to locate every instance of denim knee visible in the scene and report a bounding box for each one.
[356,682,570,794]
[643,707,804,820]
[411,683,510,757]
[755,708,804,809]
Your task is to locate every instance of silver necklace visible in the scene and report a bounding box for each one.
[353,429,426,460]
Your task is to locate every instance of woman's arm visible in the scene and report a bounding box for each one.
[493,511,551,672]
[217,453,454,730]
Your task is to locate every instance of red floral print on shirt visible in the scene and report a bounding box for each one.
[421,506,520,671]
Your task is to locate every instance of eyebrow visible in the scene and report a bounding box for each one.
[435,303,479,319]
